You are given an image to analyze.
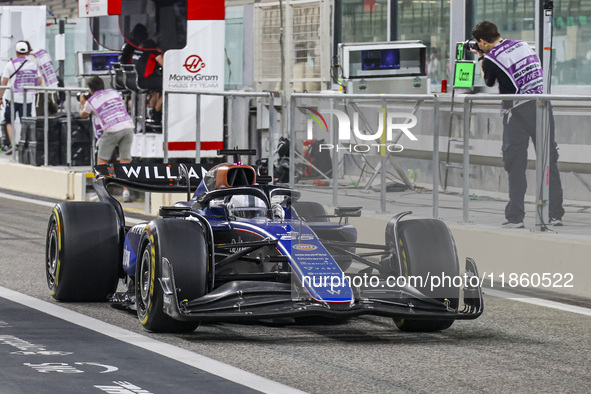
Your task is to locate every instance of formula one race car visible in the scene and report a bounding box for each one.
[45,150,483,333]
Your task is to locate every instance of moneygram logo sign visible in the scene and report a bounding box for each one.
[169,54,219,87]
[183,55,205,73]
[303,107,418,153]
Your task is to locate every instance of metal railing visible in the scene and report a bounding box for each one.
[20,86,91,167]
[162,90,277,164]
[289,92,441,216]
[8,85,591,231]
[462,94,591,231]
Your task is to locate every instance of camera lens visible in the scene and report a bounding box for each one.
[76,92,91,102]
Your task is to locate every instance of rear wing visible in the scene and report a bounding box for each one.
[94,163,208,193]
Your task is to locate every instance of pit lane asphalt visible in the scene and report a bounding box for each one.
[1,193,590,393]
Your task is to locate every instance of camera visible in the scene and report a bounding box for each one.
[465,39,481,52]
[456,39,483,60]
[76,92,91,102]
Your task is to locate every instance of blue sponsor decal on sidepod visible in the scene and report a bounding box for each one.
[232,220,354,303]
[286,234,353,303]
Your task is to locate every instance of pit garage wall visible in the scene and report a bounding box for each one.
[0,163,85,201]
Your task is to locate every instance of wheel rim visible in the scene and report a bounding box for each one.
[46,221,59,289]
[138,247,152,316]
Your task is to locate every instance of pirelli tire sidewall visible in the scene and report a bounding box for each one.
[136,218,208,333]
[46,202,121,302]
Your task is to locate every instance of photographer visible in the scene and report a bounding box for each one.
[79,76,134,202]
[79,76,134,166]
[470,21,564,228]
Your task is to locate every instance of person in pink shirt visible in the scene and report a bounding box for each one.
[79,76,135,202]
[79,76,134,166]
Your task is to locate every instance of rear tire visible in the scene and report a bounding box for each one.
[292,201,329,222]
[136,219,209,333]
[46,202,120,301]
[392,219,459,332]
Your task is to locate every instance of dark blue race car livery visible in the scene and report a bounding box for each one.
[46,151,483,333]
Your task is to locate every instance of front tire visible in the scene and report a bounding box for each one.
[46,202,121,301]
[136,219,209,333]
[392,219,459,332]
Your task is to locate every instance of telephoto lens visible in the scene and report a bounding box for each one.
[76,92,91,102]
[468,39,480,52]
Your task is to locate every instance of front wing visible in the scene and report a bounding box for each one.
[158,259,484,323]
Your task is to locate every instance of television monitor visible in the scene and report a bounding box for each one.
[91,53,120,71]
[361,49,400,71]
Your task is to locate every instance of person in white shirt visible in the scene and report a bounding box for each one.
[0,41,42,154]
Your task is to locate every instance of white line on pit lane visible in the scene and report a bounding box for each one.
[0,286,305,394]
[0,191,146,224]
[485,288,591,317]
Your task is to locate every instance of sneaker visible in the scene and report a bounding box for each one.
[4,147,12,155]
[122,189,132,203]
[502,221,525,229]
[549,218,563,226]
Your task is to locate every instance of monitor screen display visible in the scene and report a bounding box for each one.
[361,49,400,71]
[91,54,119,71]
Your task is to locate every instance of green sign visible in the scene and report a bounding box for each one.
[457,43,464,61]
[454,61,475,88]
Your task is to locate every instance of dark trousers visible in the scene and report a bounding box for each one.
[3,101,32,125]
[502,101,565,223]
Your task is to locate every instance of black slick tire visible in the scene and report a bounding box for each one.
[136,218,208,333]
[393,219,459,332]
[46,202,120,302]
